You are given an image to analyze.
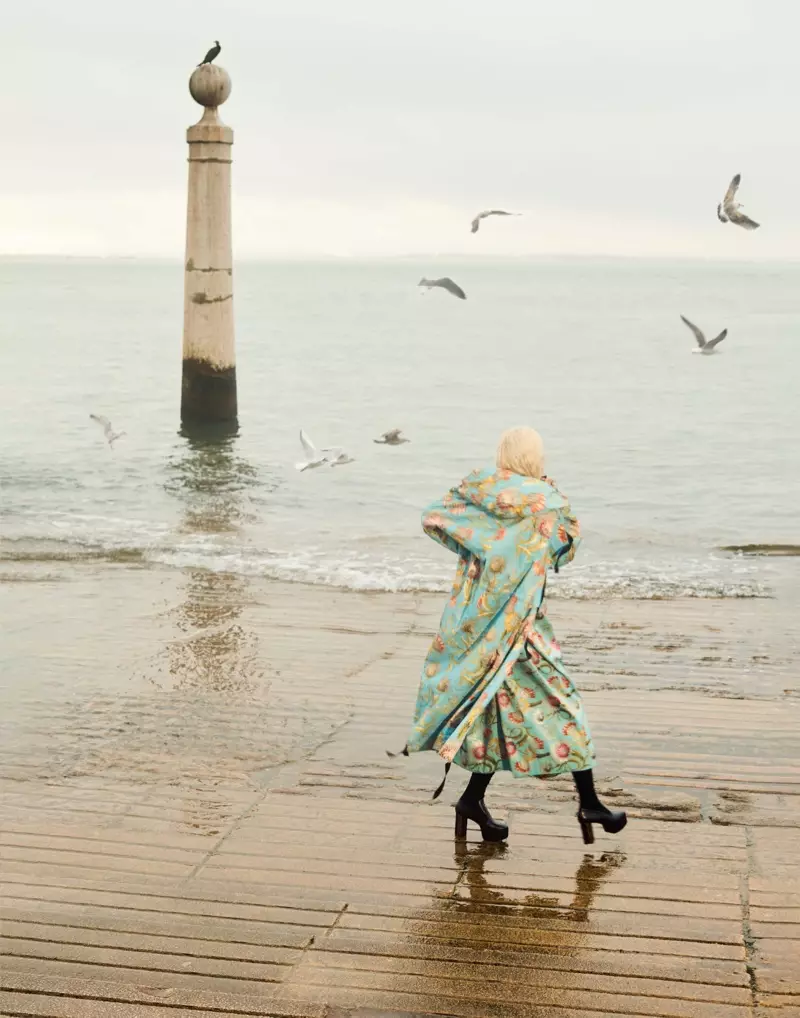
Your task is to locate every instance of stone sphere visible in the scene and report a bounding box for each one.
[189,64,231,107]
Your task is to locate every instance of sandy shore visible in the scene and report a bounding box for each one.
[1,562,799,1015]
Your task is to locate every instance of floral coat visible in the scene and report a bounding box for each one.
[405,467,594,778]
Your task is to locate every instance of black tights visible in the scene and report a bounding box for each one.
[461,768,606,810]
[572,768,606,811]
[461,771,493,803]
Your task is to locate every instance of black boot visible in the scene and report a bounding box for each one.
[454,772,508,842]
[573,768,627,845]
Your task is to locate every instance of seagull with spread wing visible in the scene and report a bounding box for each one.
[470,209,519,234]
[680,315,728,355]
[717,174,760,230]
[90,414,126,447]
[418,277,467,300]
[374,429,410,446]
[295,430,354,471]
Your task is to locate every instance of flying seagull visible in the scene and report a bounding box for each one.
[680,315,728,355]
[295,429,354,471]
[418,277,467,300]
[198,41,221,66]
[718,174,760,230]
[470,209,519,234]
[90,414,126,446]
[374,429,410,446]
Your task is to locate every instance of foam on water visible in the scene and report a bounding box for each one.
[0,531,772,599]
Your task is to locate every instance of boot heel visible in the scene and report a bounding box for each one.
[454,799,508,842]
[578,815,595,845]
[577,807,627,842]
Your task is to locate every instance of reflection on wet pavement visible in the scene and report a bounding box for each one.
[164,433,262,695]
[452,841,626,923]
[0,434,353,798]
[165,569,262,694]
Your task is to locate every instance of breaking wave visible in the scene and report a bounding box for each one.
[1,534,773,599]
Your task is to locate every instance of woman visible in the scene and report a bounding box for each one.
[403,427,626,845]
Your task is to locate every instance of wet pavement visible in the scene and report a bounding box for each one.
[1,570,799,1016]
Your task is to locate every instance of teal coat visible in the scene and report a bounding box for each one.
[406,468,594,777]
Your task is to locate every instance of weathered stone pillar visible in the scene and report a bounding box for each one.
[181,63,236,427]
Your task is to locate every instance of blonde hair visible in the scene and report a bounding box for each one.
[496,426,545,479]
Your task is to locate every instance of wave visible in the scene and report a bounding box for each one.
[1,535,773,599]
[720,543,800,557]
[1,543,147,564]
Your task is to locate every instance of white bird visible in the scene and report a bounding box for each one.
[470,209,519,234]
[418,277,467,300]
[90,414,126,446]
[680,315,728,355]
[295,429,354,471]
[374,428,410,446]
[718,174,760,230]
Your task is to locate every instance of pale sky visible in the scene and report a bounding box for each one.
[3,0,799,258]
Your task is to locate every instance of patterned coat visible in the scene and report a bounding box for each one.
[405,467,594,777]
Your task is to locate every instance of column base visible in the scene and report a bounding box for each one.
[181,358,238,426]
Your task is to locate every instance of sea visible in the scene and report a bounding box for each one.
[2,256,799,601]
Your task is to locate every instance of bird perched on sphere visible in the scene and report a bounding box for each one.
[199,41,221,66]
[717,174,760,230]
[374,429,410,446]
[470,209,519,234]
[418,277,467,300]
[680,315,728,355]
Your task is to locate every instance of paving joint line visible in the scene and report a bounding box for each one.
[295,939,752,986]
[282,972,745,1015]
[0,933,299,966]
[179,697,375,885]
[180,785,288,886]
[1,879,345,912]
[314,902,351,953]
[0,984,300,1017]
[2,894,334,927]
[1,947,288,984]
[3,890,745,932]
[0,918,311,953]
[0,935,749,989]
[294,961,750,1008]
[740,825,759,1014]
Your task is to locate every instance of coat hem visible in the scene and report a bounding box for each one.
[407,744,596,778]
[454,756,596,778]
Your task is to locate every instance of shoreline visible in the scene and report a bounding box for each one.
[2,537,789,602]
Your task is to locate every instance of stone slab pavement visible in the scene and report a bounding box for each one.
[1,580,799,1016]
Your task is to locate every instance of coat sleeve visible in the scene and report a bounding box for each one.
[540,484,581,571]
[421,493,487,559]
[421,500,462,555]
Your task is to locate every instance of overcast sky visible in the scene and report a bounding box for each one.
[3,0,799,258]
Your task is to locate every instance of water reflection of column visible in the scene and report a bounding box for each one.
[166,432,261,693]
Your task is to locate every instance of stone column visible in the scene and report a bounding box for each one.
[181,63,237,427]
